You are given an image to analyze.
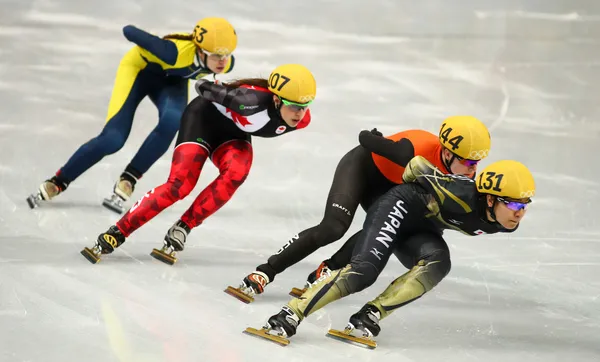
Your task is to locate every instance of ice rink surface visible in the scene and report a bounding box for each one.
[1,0,599,361]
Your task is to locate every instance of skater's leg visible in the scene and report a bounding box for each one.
[301,152,397,283]
[255,146,371,281]
[103,79,188,210]
[28,62,150,208]
[82,141,207,263]
[124,79,188,180]
[323,229,362,270]
[294,230,363,295]
[115,142,208,236]
[179,139,253,228]
[337,232,450,337]
[260,184,429,337]
[367,232,451,320]
[286,183,428,320]
[58,62,151,184]
[154,139,251,261]
[112,98,215,236]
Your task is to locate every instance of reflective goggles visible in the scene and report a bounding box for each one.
[497,197,531,211]
[455,155,480,167]
[203,50,232,60]
[279,96,313,112]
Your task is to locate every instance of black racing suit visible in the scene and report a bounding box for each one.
[287,156,516,321]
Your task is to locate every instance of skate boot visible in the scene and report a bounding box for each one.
[327,304,380,349]
[150,220,190,265]
[80,225,126,264]
[289,261,333,298]
[26,176,67,209]
[224,271,270,304]
[244,306,301,346]
[102,172,137,214]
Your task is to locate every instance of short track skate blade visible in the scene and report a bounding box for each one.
[289,287,306,298]
[326,329,377,349]
[224,286,254,304]
[243,327,290,346]
[102,198,124,214]
[26,195,39,209]
[80,248,100,264]
[150,248,176,265]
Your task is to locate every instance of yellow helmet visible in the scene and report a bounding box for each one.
[268,64,317,104]
[476,160,536,199]
[438,116,491,160]
[192,17,237,55]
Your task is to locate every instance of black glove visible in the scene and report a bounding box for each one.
[369,128,383,137]
[359,128,382,145]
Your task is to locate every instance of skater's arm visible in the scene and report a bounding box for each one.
[403,156,477,214]
[195,79,264,116]
[123,25,179,65]
[359,130,415,166]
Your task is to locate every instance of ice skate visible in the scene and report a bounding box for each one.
[80,225,125,264]
[225,271,270,304]
[326,304,380,349]
[26,176,65,209]
[150,220,190,265]
[289,261,332,298]
[102,175,135,214]
[244,306,300,346]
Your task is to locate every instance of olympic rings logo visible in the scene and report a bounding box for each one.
[297,95,315,103]
[467,149,489,160]
[520,190,535,198]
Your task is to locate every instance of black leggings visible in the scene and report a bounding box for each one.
[292,183,452,318]
[257,145,395,281]
[331,184,451,296]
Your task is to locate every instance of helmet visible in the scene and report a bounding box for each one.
[268,64,317,104]
[476,160,536,199]
[438,116,491,160]
[192,17,237,55]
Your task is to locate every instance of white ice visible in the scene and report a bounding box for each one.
[1,0,599,361]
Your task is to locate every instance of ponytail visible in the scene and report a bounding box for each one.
[223,78,270,90]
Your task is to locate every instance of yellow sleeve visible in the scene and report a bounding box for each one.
[138,38,196,70]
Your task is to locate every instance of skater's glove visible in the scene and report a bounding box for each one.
[369,128,383,137]
[359,128,383,144]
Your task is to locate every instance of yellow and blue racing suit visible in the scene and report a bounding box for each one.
[56,25,234,184]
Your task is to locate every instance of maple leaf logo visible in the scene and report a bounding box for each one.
[226,108,252,127]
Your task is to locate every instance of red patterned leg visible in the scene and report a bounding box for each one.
[116,143,209,236]
[180,140,253,228]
